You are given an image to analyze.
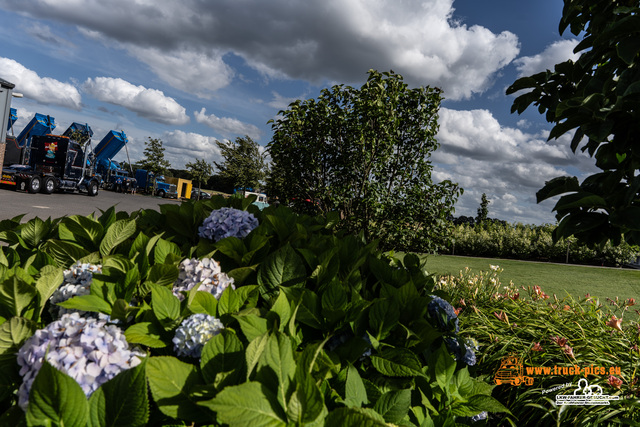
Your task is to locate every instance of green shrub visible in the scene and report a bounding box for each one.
[447,222,638,267]
[435,265,640,426]
[0,197,508,426]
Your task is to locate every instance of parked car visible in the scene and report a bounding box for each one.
[191,188,211,200]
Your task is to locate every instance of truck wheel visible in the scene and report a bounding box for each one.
[28,176,41,193]
[157,189,165,198]
[87,181,99,197]
[42,177,55,194]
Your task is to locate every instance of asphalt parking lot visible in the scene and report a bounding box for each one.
[0,186,181,222]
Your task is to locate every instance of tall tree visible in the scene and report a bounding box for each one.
[185,158,213,198]
[139,137,170,175]
[214,136,266,191]
[476,193,490,225]
[507,0,640,246]
[268,69,463,252]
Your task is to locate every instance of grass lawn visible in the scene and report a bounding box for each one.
[423,254,640,308]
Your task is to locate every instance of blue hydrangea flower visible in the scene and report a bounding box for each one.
[428,295,459,334]
[198,207,258,242]
[49,262,102,319]
[471,411,488,422]
[445,337,478,366]
[173,313,224,358]
[172,257,235,301]
[16,313,144,410]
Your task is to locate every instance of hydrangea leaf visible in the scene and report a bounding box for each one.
[201,381,286,427]
[189,290,218,316]
[88,359,149,427]
[344,364,368,407]
[0,275,38,319]
[370,348,425,378]
[57,295,112,315]
[368,298,399,341]
[26,360,90,427]
[34,265,64,313]
[287,371,325,425]
[153,238,181,265]
[0,316,37,358]
[257,333,295,408]
[324,407,387,426]
[372,389,411,423]
[257,244,307,298]
[234,314,268,342]
[200,329,245,388]
[435,344,456,392]
[125,322,167,348]
[99,219,137,257]
[151,284,181,329]
[42,240,90,267]
[146,356,212,422]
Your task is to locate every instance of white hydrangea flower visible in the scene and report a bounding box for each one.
[16,313,144,410]
[172,257,235,301]
[173,313,224,358]
[49,262,102,319]
[198,207,258,242]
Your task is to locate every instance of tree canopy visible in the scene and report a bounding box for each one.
[186,158,214,194]
[267,69,462,252]
[507,0,640,246]
[139,137,170,175]
[214,136,266,191]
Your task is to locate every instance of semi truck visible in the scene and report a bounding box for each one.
[92,130,136,191]
[135,169,177,198]
[4,113,56,165]
[1,133,101,196]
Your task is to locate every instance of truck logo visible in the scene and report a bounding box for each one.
[45,141,58,159]
[494,355,534,386]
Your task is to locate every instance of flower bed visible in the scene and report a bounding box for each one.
[0,197,508,426]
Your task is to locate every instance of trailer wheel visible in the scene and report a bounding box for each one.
[42,177,55,194]
[87,181,99,197]
[28,176,41,193]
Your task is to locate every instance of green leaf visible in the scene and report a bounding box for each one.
[553,192,607,211]
[58,215,104,250]
[0,276,38,319]
[34,266,64,316]
[610,207,640,231]
[125,322,167,348]
[201,382,286,427]
[20,217,48,249]
[88,359,148,427]
[146,356,212,422]
[234,314,269,342]
[536,176,580,203]
[42,240,90,268]
[151,284,181,329]
[286,371,325,425]
[344,364,368,407]
[371,348,425,378]
[257,333,295,408]
[153,239,182,265]
[26,361,89,427]
[0,317,37,359]
[218,286,241,316]
[324,407,387,427]
[147,264,179,287]
[373,389,411,423]
[257,244,307,297]
[200,329,245,388]
[246,333,269,380]
[188,291,218,316]
[435,344,456,392]
[270,291,292,330]
[58,295,112,315]
[369,298,399,341]
[100,219,137,257]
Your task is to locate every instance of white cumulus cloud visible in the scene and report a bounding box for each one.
[515,39,580,77]
[194,108,261,139]
[0,57,82,110]
[83,77,189,125]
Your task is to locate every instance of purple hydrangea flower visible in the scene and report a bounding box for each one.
[428,295,460,334]
[173,313,224,358]
[471,411,488,422]
[445,337,478,366]
[49,262,102,319]
[16,313,144,410]
[198,207,258,242]
[172,257,235,301]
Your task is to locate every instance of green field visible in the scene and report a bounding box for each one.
[423,254,640,306]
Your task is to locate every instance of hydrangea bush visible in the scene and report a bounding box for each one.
[49,262,102,318]
[16,312,144,410]
[0,200,506,426]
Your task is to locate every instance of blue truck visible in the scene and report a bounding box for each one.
[135,169,177,198]
[4,113,56,166]
[92,130,136,192]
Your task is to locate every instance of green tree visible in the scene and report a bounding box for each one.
[214,136,266,191]
[139,137,170,175]
[507,0,640,246]
[185,158,214,198]
[476,193,490,225]
[268,69,463,252]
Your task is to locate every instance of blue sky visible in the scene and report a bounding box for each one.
[0,0,595,224]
